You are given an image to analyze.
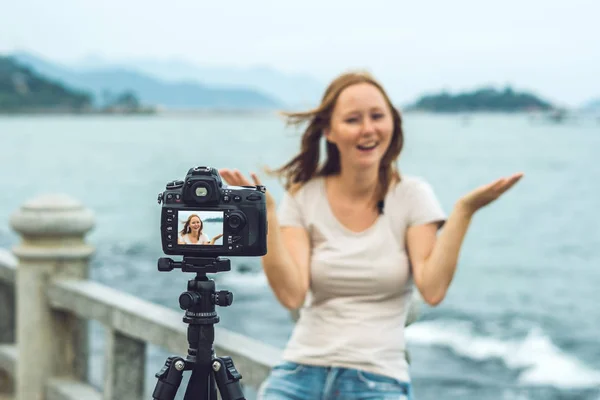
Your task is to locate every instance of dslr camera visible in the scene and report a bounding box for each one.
[158,166,267,257]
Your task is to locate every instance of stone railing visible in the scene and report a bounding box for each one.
[0,194,424,400]
[0,194,281,400]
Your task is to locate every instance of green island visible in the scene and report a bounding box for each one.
[1,54,560,114]
[0,56,152,114]
[406,86,555,113]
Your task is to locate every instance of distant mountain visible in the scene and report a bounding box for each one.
[0,56,91,112]
[11,51,282,110]
[69,56,325,108]
[407,86,555,113]
[581,98,600,112]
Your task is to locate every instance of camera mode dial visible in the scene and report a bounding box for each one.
[166,180,184,190]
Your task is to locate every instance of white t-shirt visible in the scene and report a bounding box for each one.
[179,232,210,244]
[277,175,446,383]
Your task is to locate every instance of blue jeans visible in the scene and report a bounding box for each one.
[257,361,413,400]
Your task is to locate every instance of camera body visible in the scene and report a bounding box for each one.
[158,166,267,257]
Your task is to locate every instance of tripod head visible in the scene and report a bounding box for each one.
[157,255,234,328]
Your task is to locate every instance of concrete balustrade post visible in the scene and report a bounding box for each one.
[0,251,16,395]
[10,194,95,400]
[0,252,16,344]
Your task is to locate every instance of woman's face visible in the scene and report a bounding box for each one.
[189,216,201,232]
[326,82,394,171]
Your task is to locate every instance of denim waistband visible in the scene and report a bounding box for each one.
[258,361,412,400]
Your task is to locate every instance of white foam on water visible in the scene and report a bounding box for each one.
[406,319,600,389]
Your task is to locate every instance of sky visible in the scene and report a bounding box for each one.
[1,0,598,107]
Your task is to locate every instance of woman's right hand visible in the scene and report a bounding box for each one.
[218,169,277,212]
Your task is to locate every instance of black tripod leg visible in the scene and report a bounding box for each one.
[184,362,217,400]
[153,356,186,400]
[213,356,246,400]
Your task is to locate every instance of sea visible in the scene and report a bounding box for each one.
[0,112,599,400]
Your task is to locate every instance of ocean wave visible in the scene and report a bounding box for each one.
[406,319,600,389]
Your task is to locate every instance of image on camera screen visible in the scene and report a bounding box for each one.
[177,210,224,246]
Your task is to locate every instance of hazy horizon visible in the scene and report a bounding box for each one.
[1,0,598,107]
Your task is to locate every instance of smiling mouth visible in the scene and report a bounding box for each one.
[357,142,378,151]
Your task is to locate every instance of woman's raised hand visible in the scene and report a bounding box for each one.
[219,169,276,211]
[457,172,524,216]
[210,233,224,245]
[219,169,256,187]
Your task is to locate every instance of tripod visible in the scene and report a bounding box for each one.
[152,257,246,400]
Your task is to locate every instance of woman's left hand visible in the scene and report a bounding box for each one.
[457,172,524,216]
[210,233,224,245]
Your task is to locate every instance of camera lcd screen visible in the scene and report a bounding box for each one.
[177,210,224,246]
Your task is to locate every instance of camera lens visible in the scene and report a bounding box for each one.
[227,212,246,232]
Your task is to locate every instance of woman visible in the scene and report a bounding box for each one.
[219,71,523,399]
[178,214,222,245]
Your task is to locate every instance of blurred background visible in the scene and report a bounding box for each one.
[1,1,599,399]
